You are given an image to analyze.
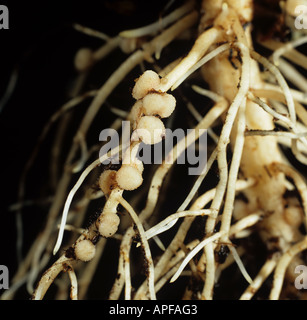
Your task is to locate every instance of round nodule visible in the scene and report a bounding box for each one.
[143,92,176,118]
[74,48,94,72]
[132,70,160,100]
[98,170,117,195]
[97,212,120,238]
[116,165,143,190]
[136,116,165,145]
[74,239,96,262]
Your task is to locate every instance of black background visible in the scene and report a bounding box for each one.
[1,0,306,302]
[0,0,175,290]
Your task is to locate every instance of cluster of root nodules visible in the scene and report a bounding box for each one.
[5,0,307,301]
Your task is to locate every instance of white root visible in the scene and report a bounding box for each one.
[9,0,307,302]
[73,23,110,41]
[145,209,214,240]
[272,35,307,67]
[240,258,277,300]
[228,246,253,285]
[270,237,307,300]
[117,196,156,300]
[172,43,231,90]
[157,27,222,92]
[124,255,132,300]
[171,211,263,284]
[250,50,296,125]
[67,266,78,300]
[170,231,226,283]
[53,147,121,255]
[119,1,195,38]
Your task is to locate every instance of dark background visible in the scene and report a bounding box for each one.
[2,0,305,301]
[0,0,180,294]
